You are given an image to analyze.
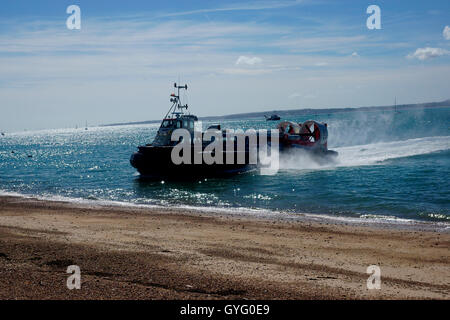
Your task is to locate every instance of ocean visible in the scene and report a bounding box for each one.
[1,106,449,223]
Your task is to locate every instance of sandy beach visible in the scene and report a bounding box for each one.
[0,195,448,300]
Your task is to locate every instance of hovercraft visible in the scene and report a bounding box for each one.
[130,83,256,178]
[277,120,338,158]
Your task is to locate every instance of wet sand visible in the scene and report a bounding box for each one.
[0,195,448,300]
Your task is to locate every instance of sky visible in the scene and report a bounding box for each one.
[0,0,449,132]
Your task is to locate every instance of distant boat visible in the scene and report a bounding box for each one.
[1,132,5,136]
[264,114,281,121]
[85,121,88,131]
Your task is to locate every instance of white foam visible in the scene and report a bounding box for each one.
[335,135,450,167]
[1,189,448,231]
[279,136,450,171]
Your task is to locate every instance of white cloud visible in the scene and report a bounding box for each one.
[351,52,359,57]
[222,68,270,75]
[1,12,450,131]
[159,0,305,18]
[427,10,440,15]
[314,62,328,67]
[273,36,367,54]
[444,26,450,40]
[407,47,449,60]
[235,56,263,65]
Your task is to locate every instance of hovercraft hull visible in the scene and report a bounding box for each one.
[130,145,256,178]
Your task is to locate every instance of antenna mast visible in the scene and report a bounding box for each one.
[164,83,188,119]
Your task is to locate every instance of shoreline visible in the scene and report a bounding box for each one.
[1,191,448,233]
[0,195,449,299]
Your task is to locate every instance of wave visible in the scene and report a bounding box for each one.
[0,189,448,231]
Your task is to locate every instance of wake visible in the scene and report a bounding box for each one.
[279,136,450,170]
[335,135,450,167]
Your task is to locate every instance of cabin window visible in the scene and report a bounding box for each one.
[162,120,173,128]
[176,121,182,128]
[189,121,194,129]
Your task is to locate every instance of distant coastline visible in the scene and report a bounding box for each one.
[101,99,450,127]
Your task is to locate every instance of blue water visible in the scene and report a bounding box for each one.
[1,107,449,223]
